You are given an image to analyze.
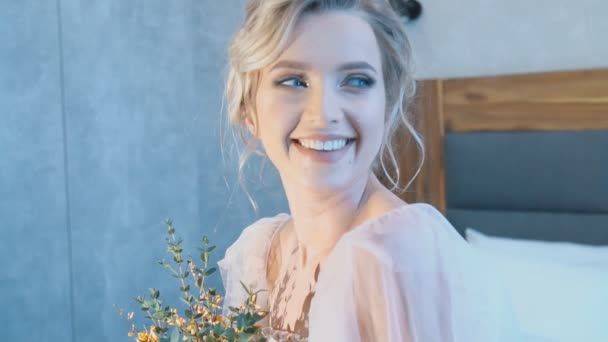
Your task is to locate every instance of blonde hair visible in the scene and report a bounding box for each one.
[221,0,425,213]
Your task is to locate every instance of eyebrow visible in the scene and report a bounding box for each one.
[269,60,377,74]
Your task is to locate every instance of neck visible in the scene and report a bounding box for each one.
[280,172,382,269]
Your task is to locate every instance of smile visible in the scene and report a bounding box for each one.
[296,138,355,151]
[292,138,355,163]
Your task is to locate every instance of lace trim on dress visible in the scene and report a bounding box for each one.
[262,327,307,342]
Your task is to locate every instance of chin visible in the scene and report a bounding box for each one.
[295,172,364,191]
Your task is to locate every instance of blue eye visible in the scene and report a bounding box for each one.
[273,74,375,89]
[275,76,308,88]
[343,75,375,88]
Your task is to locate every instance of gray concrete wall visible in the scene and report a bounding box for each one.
[1,1,287,341]
[407,0,608,78]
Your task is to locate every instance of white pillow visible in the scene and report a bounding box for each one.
[466,229,608,342]
[466,227,608,266]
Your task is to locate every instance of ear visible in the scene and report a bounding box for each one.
[243,110,256,136]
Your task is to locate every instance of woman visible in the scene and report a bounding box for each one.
[218,0,520,341]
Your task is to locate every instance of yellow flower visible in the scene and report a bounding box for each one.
[187,320,199,335]
[136,332,148,342]
[136,331,159,342]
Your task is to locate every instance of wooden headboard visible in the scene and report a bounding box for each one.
[393,68,608,215]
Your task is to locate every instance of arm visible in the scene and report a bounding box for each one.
[351,247,415,342]
[309,204,521,341]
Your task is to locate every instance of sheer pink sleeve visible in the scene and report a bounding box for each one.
[308,204,521,342]
[217,214,289,321]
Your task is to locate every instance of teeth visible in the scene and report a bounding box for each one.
[299,139,349,151]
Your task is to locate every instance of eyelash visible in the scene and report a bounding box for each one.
[273,74,376,89]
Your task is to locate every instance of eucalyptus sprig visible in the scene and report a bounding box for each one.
[115,219,269,342]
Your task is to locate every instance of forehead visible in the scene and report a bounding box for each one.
[268,11,382,72]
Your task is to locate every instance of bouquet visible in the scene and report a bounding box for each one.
[115,219,269,342]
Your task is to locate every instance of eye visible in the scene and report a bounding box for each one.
[274,75,309,89]
[342,75,375,89]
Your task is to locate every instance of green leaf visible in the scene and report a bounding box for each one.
[180,285,190,292]
[152,311,165,320]
[235,314,247,330]
[206,245,216,253]
[239,281,251,295]
[237,332,254,342]
[166,220,175,234]
[253,288,267,295]
[204,267,216,276]
[222,328,236,341]
[149,288,160,299]
[181,295,193,305]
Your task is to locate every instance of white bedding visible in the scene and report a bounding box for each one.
[466,228,608,342]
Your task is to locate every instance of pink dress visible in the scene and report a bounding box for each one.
[218,203,521,341]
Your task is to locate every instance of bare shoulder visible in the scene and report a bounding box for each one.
[351,184,408,228]
[368,189,407,213]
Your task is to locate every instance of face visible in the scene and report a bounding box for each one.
[252,11,386,191]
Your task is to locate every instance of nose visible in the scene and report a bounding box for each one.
[303,80,340,125]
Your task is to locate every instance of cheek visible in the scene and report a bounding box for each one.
[353,91,386,136]
[255,91,300,143]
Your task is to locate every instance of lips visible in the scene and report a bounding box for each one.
[291,138,355,152]
[292,137,354,163]
[291,134,356,141]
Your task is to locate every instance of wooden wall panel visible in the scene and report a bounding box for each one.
[396,80,447,213]
[391,68,608,213]
[443,69,608,132]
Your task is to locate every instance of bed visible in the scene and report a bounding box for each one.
[382,68,608,342]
